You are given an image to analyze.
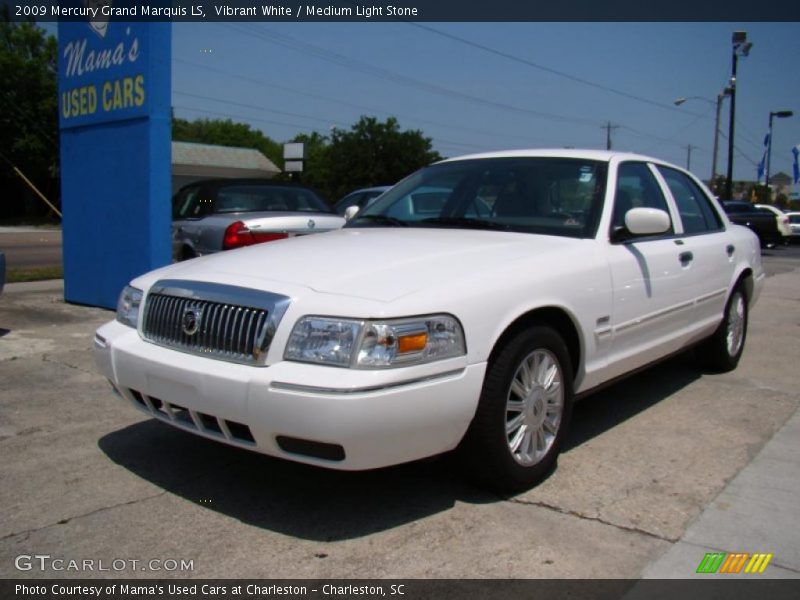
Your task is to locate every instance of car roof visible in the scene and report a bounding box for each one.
[437,148,683,170]
[179,178,317,190]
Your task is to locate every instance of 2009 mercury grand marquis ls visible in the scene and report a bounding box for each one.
[94,150,764,490]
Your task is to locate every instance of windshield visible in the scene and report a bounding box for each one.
[347,157,608,238]
[214,184,330,214]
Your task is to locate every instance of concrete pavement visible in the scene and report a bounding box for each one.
[0,260,798,580]
[641,407,800,578]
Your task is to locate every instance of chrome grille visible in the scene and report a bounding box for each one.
[141,280,290,365]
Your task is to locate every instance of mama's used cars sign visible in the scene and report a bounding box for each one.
[58,14,171,309]
[58,16,152,128]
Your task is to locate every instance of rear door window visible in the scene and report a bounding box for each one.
[657,167,723,234]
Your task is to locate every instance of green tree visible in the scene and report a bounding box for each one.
[0,9,59,218]
[745,184,770,205]
[287,131,331,198]
[326,116,440,200]
[172,117,283,170]
[709,175,727,198]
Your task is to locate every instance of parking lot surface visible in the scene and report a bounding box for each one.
[1,251,798,579]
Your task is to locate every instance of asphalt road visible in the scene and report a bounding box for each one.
[762,241,800,276]
[0,228,62,270]
[0,256,799,581]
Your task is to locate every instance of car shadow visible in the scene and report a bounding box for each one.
[565,352,703,452]
[98,353,704,541]
[98,420,495,542]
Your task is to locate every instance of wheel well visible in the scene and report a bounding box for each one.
[489,307,581,377]
[737,268,754,304]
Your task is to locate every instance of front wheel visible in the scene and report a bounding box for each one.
[459,325,574,492]
[700,284,748,372]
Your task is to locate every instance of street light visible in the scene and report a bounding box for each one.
[765,110,794,190]
[724,30,753,200]
[675,89,731,184]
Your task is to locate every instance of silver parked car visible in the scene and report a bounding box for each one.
[172,179,345,261]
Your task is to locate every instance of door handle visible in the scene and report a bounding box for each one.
[726,244,735,257]
[679,251,694,265]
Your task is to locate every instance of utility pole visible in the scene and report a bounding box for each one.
[765,110,794,190]
[725,31,753,200]
[603,122,620,150]
[685,144,697,170]
[711,91,728,185]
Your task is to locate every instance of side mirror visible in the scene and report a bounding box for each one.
[625,207,671,236]
[344,205,360,221]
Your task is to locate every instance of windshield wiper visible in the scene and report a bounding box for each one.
[419,217,508,231]
[352,214,409,227]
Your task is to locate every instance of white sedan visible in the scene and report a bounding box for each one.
[95,150,764,491]
[755,203,791,240]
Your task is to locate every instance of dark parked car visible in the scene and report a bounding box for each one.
[333,186,392,216]
[721,201,780,248]
[172,179,345,261]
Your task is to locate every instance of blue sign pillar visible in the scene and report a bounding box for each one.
[58,19,171,309]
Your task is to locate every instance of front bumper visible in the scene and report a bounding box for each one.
[94,320,485,470]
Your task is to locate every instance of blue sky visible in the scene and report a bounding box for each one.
[50,21,800,184]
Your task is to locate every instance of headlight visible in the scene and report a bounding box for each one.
[116,285,143,328]
[283,317,362,367]
[285,314,466,368]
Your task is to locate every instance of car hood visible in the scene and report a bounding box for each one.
[142,228,584,303]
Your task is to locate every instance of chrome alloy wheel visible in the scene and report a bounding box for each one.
[505,349,564,466]
[726,291,746,358]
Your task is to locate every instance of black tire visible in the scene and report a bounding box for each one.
[180,246,197,262]
[459,325,574,492]
[699,283,748,372]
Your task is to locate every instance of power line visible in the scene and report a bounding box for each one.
[174,90,335,125]
[407,23,703,117]
[175,57,599,148]
[173,105,321,133]
[223,24,719,153]
[634,104,715,154]
[716,129,758,166]
[224,23,601,128]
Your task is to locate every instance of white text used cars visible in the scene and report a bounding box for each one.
[95,150,764,490]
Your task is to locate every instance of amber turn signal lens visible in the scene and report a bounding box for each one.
[397,333,428,354]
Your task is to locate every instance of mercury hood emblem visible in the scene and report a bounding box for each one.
[181,307,203,336]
